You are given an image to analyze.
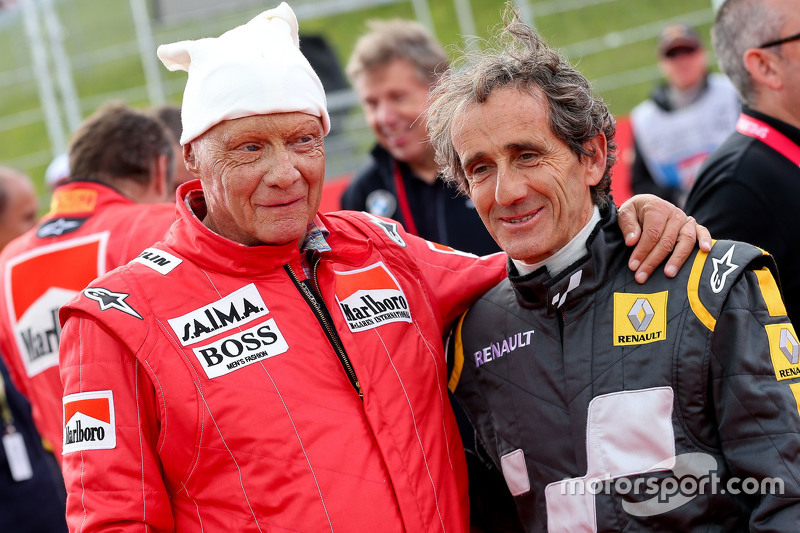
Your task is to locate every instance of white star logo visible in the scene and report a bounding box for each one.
[710,245,739,294]
[83,287,143,320]
[37,218,82,237]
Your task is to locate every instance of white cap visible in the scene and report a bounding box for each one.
[156,2,330,145]
[45,153,70,189]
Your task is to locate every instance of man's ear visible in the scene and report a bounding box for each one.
[583,133,607,187]
[743,48,783,91]
[183,143,200,176]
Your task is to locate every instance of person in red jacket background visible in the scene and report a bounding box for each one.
[0,101,175,459]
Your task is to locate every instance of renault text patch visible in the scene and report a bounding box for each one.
[193,318,289,379]
[62,390,116,454]
[613,291,668,346]
[334,262,412,332]
[132,248,182,275]
[766,323,800,381]
[168,284,268,346]
[474,330,535,368]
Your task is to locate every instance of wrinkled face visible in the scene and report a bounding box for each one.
[186,112,325,246]
[0,177,38,250]
[452,87,605,264]
[659,45,707,91]
[355,58,432,167]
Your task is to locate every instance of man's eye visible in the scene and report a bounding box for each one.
[244,144,260,152]
[472,165,489,176]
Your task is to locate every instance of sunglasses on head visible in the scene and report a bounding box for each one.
[758,30,800,49]
[663,45,699,59]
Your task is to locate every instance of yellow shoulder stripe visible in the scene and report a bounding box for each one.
[448,313,468,392]
[790,383,800,420]
[755,267,787,317]
[688,246,716,331]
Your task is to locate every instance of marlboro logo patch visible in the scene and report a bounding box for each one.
[5,233,108,377]
[334,262,412,332]
[62,390,116,454]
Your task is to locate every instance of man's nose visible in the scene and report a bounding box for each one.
[263,149,301,188]
[376,101,399,126]
[494,166,527,206]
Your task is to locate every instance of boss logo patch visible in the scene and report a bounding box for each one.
[193,319,289,379]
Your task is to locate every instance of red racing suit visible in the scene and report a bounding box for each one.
[0,180,175,458]
[58,181,507,532]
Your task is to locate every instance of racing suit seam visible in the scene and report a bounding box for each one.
[376,326,445,532]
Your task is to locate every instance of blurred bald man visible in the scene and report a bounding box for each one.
[0,166,38,250]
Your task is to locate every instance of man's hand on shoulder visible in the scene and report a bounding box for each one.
[618,194,712,284]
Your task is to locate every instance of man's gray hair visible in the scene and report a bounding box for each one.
[346,19,449,86]
[712,0,783,105]
[425,9,616,208]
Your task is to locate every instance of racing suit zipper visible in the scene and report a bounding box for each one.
[284,262,363,400]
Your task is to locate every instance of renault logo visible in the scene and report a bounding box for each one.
[780,327,799,365]
[628,298,655,332]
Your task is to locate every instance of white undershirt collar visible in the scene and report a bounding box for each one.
[512,205,601,277]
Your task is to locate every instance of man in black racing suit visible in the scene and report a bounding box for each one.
[424,12,800,532]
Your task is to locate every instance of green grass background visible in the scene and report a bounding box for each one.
[0,0,715,204]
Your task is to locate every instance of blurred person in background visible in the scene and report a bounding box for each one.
[0,101,176,462]
[341,19,499,255]
[630,23,740,207]
[0,166,67,532]
[149,103,196,195]
[685,0,800,323]
[0,166,39,249]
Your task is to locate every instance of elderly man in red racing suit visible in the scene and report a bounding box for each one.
[57,4,709,532]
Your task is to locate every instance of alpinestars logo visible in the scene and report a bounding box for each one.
[168,284,268,346]
[366,213,406,248]
[334,262,412,332]
[36,217,86,238]
[84,287,143,320]
[710,245,739,294]
[62,390,116,454]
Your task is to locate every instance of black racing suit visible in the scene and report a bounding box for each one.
[449,206,800,532]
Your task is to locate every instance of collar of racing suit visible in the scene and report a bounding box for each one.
[165,180,374,277]
[506,203,629,314]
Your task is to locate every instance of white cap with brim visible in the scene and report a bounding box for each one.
[156,2,330,145]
